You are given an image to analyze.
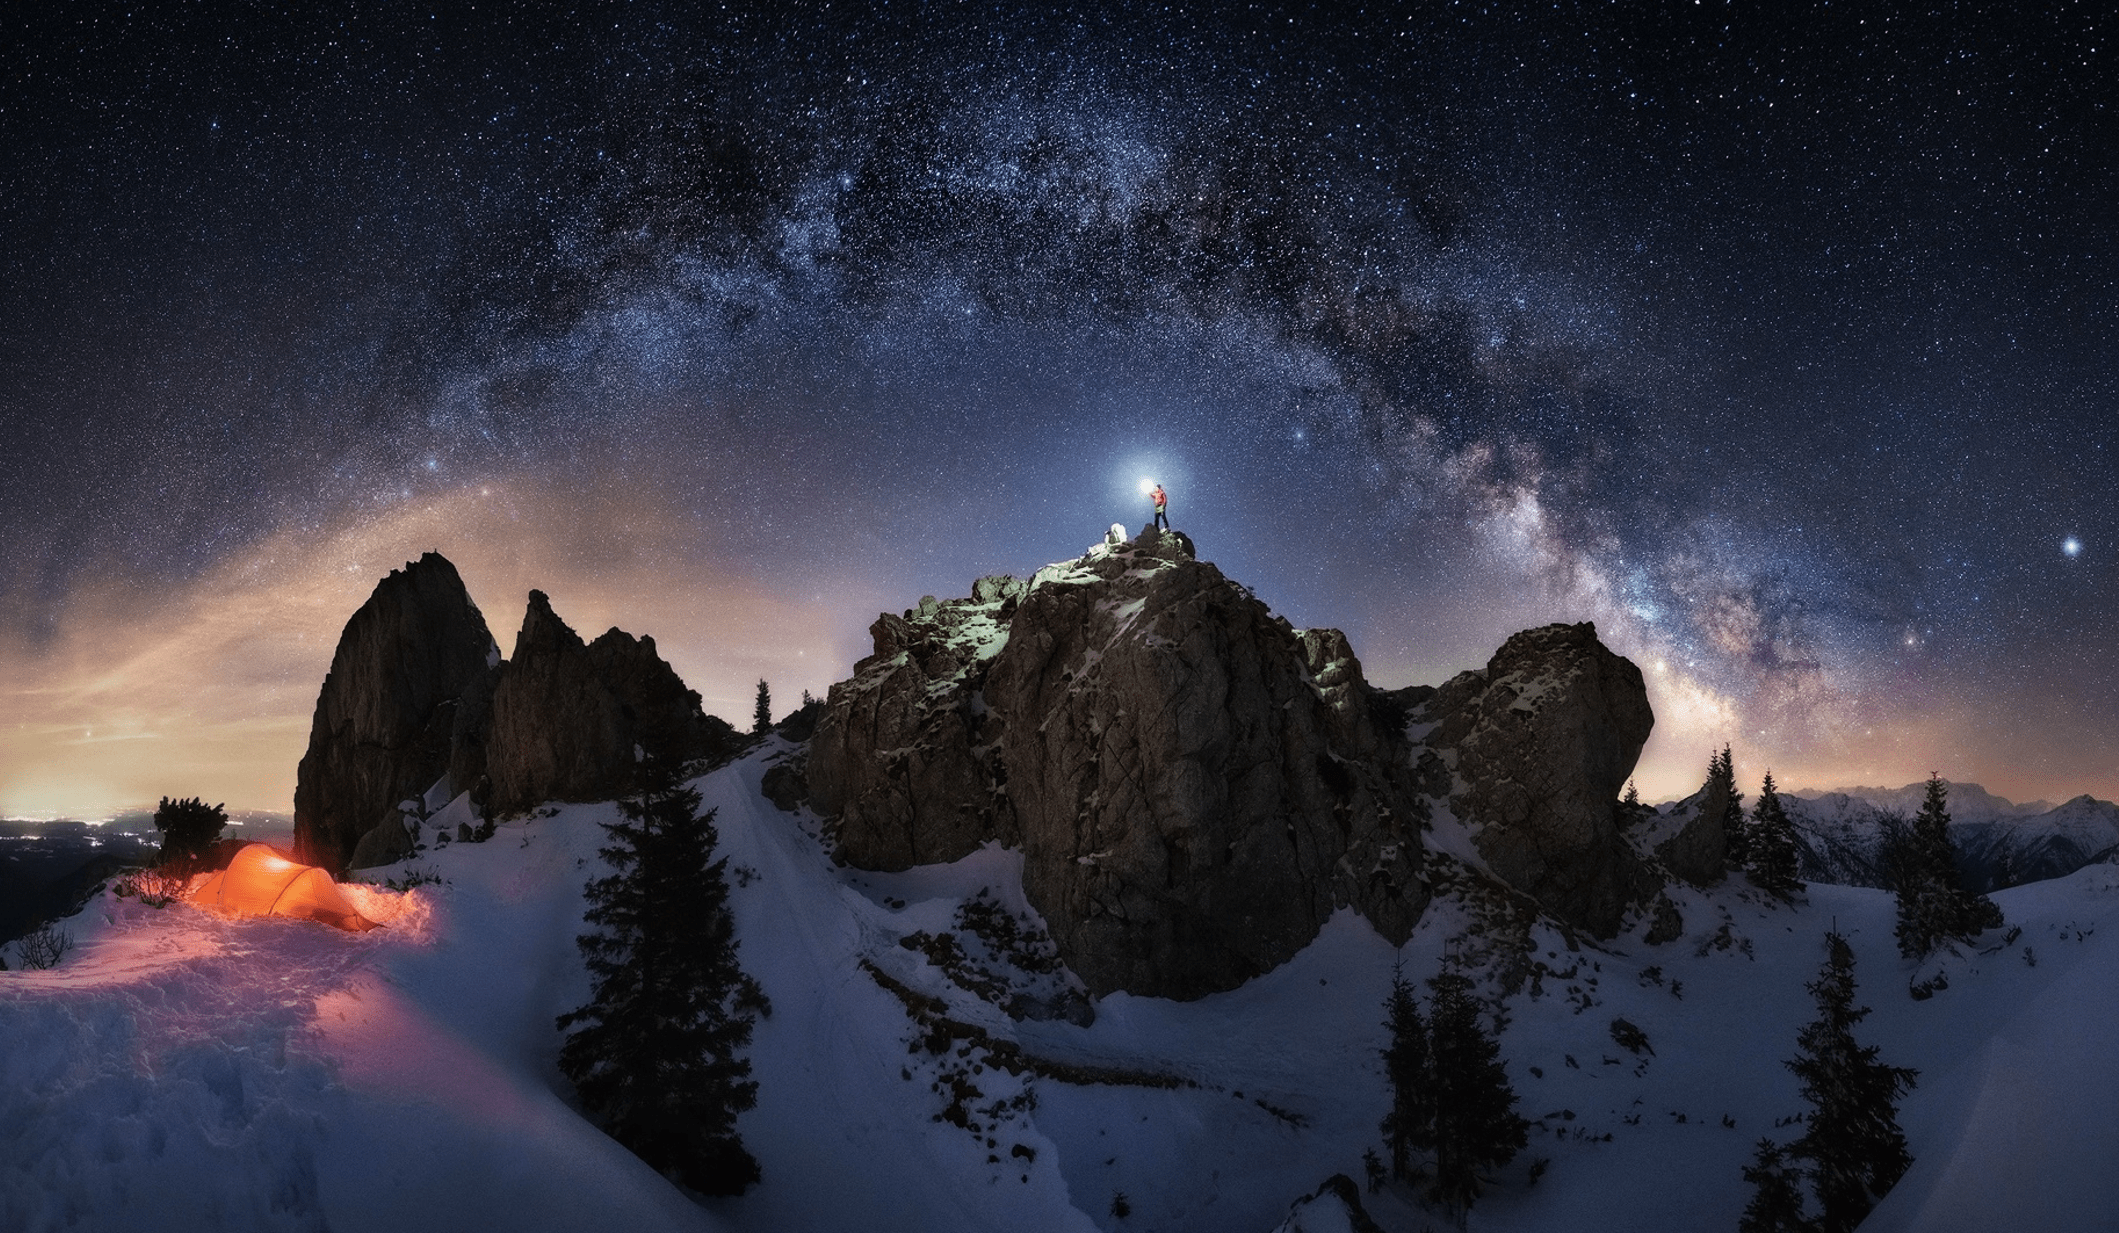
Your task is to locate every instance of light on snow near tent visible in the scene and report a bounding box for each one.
[190,843,381,931]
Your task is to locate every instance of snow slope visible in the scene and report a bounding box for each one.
[8,747,2119,1231]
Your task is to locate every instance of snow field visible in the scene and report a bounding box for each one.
[7,745,2119,1231]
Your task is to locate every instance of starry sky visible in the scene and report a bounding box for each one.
[3,2,2114,818]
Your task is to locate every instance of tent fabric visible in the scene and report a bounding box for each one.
[190,843,381,932]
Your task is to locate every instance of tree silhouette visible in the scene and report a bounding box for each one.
[557,757,769,1194]
[1378,964,1434,1182]
[152,796,228,871]
[1425,970,1529,1216]
[1707,746,1748,872]
[1785,933,1917,1232]
[1747,772,1803,900]
[1893,775,2003,959]
[752,678,773,735]
[1738,1137,1813,1232]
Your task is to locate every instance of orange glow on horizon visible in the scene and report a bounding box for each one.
[0,472,858,818]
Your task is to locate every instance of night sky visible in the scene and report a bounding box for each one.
[3,3,2113,817]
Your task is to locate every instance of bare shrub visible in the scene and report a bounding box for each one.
[17,924,73,970]
[114,868,189,907]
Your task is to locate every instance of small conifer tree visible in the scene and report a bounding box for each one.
[752,679,773,735]
[1893,775,2003,958]
[1786,933,1917,1233]
[1614,778,1646,831]
[1738,1138,1813,1233]
[1379,964,1434,1181]
[153,796,228,871]
[1712,746,1750,872]
[1747,772,1804,900]
[1425,970,1529,1216]
[557,756,769,1194]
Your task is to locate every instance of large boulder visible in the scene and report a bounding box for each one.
[1421,623,1660,937]
[812,531,1428,1000]
[293,553,500,872]
[484,591,741,816]
[347,810,415,870]
[986,557,1428,999]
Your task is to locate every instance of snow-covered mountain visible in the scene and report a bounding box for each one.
[1640,780,2119,894]
[10,541,2119,1230]
[1782,785,2119,892]
[9,747,2119,1231]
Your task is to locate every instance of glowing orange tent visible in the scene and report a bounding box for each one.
[190,843,381,931]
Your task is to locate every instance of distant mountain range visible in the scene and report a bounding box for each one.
[1658,781,2119,894]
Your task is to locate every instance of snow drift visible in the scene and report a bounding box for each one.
[8,746,2119,1231]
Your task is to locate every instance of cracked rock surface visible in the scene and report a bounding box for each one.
[1420,622,1661,937]
[811,529,1429,999]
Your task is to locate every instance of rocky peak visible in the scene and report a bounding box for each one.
[587,626,742,768]
[293,552,499,871]
[296,566,741,870]
[513,589,577,658]
[483,591,740,817]
[811,529,1430,1000]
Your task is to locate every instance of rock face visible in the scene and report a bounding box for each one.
[1652,784,1732,887]
[811,528,1430,1000]
[293,553,500,871]
[484,590,741,817]
[296,561,740,870]
[1420,623,1659,938]
[347,810,414,869]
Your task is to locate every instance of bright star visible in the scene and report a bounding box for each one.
[1139,477,1156,495]
[2064,537,2082,557]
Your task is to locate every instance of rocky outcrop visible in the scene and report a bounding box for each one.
[812,528,1429,1000]
[1420,623,1659,938]
[484,592,633,816]
[810,534,1665,995]
[348,810,414,869]
[1650,785,1731,887]
[484,591,741,817]
[294,553,500,872]
[297,561,741,869]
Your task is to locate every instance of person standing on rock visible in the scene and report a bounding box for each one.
[1150,482,1169,531]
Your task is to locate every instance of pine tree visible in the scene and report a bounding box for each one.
[1379,965,1434,1181]
[1712,746,1751,872]
[1614,778,1646,831]
[1893,775,2003,959]
[1786,933,1917,1233]
[557,757,770,1195]
[153,796,229,872]
[1425,970,1529,1216]
[1922,777,2003,938]
[1746,772,1804,900]
[752,679,773,735]
[1738,1138,1814,1233]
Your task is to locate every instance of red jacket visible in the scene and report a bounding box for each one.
[1150,485,1167,509]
